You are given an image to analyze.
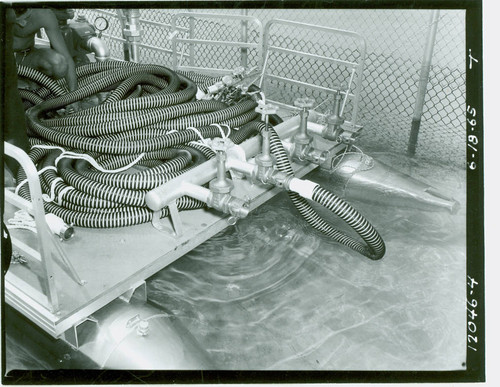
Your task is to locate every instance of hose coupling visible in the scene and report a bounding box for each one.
[45,213,75,241]
[254,162,275,185]
[269,170,294,189]
[123,10,141,36]
[207,193,250,222]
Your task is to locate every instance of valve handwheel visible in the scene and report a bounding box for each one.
[294,97,315,109]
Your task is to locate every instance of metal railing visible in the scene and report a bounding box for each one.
[38,8,466,166]
[4,143,85,315]
[259,19,366,128]
[171,12,263,75]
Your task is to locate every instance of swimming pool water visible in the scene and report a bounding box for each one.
[147,151,467,370]
[4,151,467,372]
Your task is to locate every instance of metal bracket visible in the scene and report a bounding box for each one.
[61,315,98,350]
[119,280,147,303]
[151,205,184,237]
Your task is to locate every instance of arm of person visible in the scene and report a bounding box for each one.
[41,9,78,93]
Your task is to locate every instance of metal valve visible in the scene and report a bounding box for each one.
[136,319,149,336]
[253,101,277,175]
[294,97,315,110]
[209,140,233,195]
[255,101,278,123]
[293,97,315,146]
[323,91,345,141]
[232,66,245,78]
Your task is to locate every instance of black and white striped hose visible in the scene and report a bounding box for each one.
[239,121,385,260]
[16,61,259,228]
[16,61,384,259]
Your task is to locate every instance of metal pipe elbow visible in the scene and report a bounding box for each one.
[86,36,110,61]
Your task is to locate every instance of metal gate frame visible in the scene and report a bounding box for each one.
[171,12,263,75]
[259,18,366,128]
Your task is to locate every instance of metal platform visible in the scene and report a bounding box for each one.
[4,115,327,343]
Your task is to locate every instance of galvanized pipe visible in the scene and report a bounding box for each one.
[86,36,110,62]
[122,9,141,63]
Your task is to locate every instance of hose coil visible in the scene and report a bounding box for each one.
[16,61,384,259]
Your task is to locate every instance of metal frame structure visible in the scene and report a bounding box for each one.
[259,19,367,128]
[171,12,263,75]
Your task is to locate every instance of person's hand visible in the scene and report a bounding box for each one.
[65,101,81,114]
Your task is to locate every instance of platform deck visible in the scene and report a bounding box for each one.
[4,157,316,338]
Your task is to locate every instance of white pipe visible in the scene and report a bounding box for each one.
[146,116,301,211]
[288,177,319,200]
[86,36,110,62]
[149,180,211,211]
[226,157,257,177]
[306,121,327,136]
[146,162,216,211]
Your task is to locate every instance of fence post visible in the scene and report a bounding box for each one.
[241,9,249,68]
[189,13,195,68]
[408,10,440,156]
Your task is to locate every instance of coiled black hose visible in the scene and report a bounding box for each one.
[16,61,384,259]
[16,61,260,228]
[238,121,385,260]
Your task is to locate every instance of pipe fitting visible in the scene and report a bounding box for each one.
[255,126,276,170]
[209,144,234,194]
[269,170,293,189]
[322,92,345,141]
[45,213,75,241]
[293,97,315,146]
[207,192,249,220]
[86,36,110,62]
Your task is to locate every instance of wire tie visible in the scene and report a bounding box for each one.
[186,126,208,144]
[14,166,58,195]
[32,144,66,153]
[55,151,145,173]
[210,123,227,138]
[56,186,76,205]
[42,177,63,202]
[220,124,232,138]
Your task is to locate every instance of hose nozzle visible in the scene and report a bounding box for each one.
[45,213,74,241]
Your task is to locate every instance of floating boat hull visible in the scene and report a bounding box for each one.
[77,299,215,370]
[329,153,459,213]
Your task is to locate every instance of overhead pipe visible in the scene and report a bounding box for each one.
[115,9,130,61]
[240,9,249,68]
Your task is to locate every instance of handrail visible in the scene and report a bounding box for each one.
[4,142,85,312]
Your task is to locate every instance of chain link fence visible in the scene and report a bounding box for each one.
[73,8,465,167]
